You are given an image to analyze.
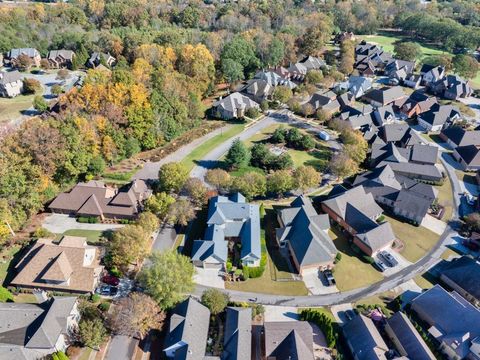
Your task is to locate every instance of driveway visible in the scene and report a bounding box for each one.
[381,251,411,277]
[302,271,339,295]
[193,267,225,289]
[421,214,447,235]
[42,214,124,233]
[105,335,137,360]
[264,305,299,322]
[152,224,177,252]
[330,303,354,325]
[24,70,82,99]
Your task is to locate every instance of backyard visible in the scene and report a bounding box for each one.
[0,94,34,123]
[384,214,440,263]
[328,228,383,292]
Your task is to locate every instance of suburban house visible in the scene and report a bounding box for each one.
[6,48,41,67]
[453,145,480,171]
[353,165,438,224]
[322,186,396,256]
[411,285,480,360]
[254,70,296,89]
[363,86,407,108]
[439,256,480,306]
[304,90,340,114]
[373,104,396,126]
[385,312,435,360]
[11,236,103,294]
[264,321,314,360]
[0,70,23,98]
[241,79,273,102]
[340,105,375,130]
[355,41,392,75]
[223,307,252,360]
[336,76,372,99]
[440,127,480,149]
[47,49,75,68]
[276,195,337,275]
[403,74,422,89]
[335,31,356,43]
[342,314,389,360]
[87,52,116,68]
[288,62,308,80]
[431,74,472,100]
[191,193,261,269]
[163,298,210,360]
[0,296,79,359]
[420,64,445,86]
[417,104,460,133]
[48,179,151,220]
[400,91,438,118]
[213,92,260,120]
[298,55,325,70]
[384,59,415,82]
[378,123,424,148]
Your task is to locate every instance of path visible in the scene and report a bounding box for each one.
[132,124,234,181]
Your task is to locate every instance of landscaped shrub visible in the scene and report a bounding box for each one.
[243,232,268,278]
[109,266,122,278]
[98,302,111,312]
[52,351,69,360]
[0,286,13,302]
[246,107,260,119]
[376,215,385,223]
[334,253,342,264]
[362,255,375,264]
[32,227,54,239]
[90,294,101,303]
[77,216,99,224]
[300,309,336,348]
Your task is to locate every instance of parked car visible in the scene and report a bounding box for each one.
[323,270,336,286]
[464,193,476,206]
[318,130,330,141]
[102,275,120,286]
[374,259,388,272]
[379,251,398,267]
[344,309,356,321]
[463,239,480,251]
[97,285,118,296]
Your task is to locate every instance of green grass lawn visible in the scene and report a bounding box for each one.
[181,123,245,171]
[383,214,440,263]
[328,228,383,292]
[358,33,451,60]
[0,94,35,123]
[58,229,107,245]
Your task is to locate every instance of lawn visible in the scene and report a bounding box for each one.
[58,229,107,245]
[414,273,438,290]
[357,33,451,60]
[455,170,477,186]
[383,214,440,263]
[328,228,383,292]
[13,293,38,303]
[181,123,246,171]
[0,94,35,124]
[436,177,454,222]
[0,244,22,286]
[441,247,460,260]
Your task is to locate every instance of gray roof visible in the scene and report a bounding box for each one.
[214,92,259,113]
[386,312,435,360]
[222,307,251,360]
[348,76,372,97]
[0,296,76,355]
[264,321,314,360]
[441,127,480,147]
[440,256,480,300]
[419,104,460,126]
[299,56,325,70]
[356,222,396,253]
[7,48,39,59]
[343,314,388,360]
[378,161,443,181]
[0,70,22,85]
[47,49,75,61]
[363,86,406,106]
[278,196,337,267]
[192,194,261,264]
[164,298,210,360]
[411,285,480,359]
[373,105,396,126]
[410,144,438,165]
[242,79,273,99]
[347,113,374,130]
[454,145,480,166]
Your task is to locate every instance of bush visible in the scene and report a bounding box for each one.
[109,267,122,278]
[52,351,69,360]
[77,216,99,223]
[98,302,110,312]
[300,309,336,348]
[0,286,14,302]
[251,303,265,318]
[245,107,260,119]
[91,294,101,303]
[22,78,42,94]
[226,261,233,272]
[334,253,342,264]
[376,215,385,223]
[362,255,375,264]
[32,227,54,239]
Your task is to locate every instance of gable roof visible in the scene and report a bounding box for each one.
[343,314,388,360]
[386,312,435,360]
[441,127,480,147]
[0,70,22,85]
[363,86,406,106]
[7,48,39,59]
[454,145,480,166]
[47,49,75,61]
[164,298,210,360]
[264,321,314,360]
[419,103,460,126]
[440,256,480,300]
[215,92,259,113]
[410,144,438,165]
[222,307,251,360]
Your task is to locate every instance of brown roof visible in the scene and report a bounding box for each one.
[11,236,103,293]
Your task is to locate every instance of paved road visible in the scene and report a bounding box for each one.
[132,124,233,181]
[104,335,137,360]
[152,224,177,252]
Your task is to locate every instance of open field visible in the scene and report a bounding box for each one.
[384,215,440,263]
[181,123,245,171]
[329,228,383,292]
[0,94,34,123]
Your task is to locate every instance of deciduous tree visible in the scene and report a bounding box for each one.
[201,289,229,315]
[293,166,321,192]
[158,162,189,193]
[145,192,176,220]
[267,170,294,197]
[205,169,231,193]
[183,178,207,207]
[79,318,107,349]
[167,199,195,226]
[109,225,150,269]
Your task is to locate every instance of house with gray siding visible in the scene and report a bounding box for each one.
[214,92,260,120]
[191,193,261,269]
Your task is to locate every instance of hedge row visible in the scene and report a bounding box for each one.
[300,309,337,348]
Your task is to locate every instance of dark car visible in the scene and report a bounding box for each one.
[102,275,120,286]
[345,309,356,321]
[323,270,336,286]
[379,251,398,267]
[374,259,388,272]
[97,285,118,296]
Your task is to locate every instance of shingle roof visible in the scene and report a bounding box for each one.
[442,127,480,147]
[0,70,22,85]
[440,256,480,300]
[419,103,460,126]
[164,298,210,360]
[7,48,39,59]
[47,49,75,61]
[386,312,435,360]
[410,144,438,165]
[343,314,388,360]
[454,145,480,166]
[215,92,259,113]
[363,86,406,106]
[264,321,314,360]
[222,307,251,360]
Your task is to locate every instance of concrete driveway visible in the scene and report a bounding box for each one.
[264,305,299,322]
[330,303,354,325]
[152,224,177,252]
[105,335,137,360]
[42,214,124,233]
[193,267,224,289]
[381,251,412,277]
[302,270,339,295]
[421,214,447,235]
